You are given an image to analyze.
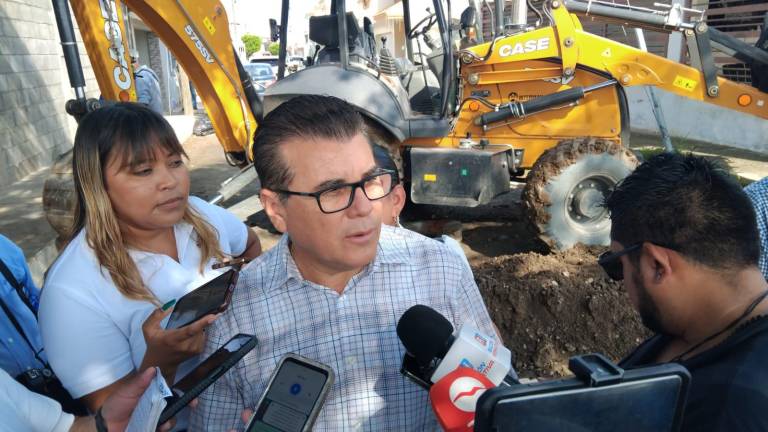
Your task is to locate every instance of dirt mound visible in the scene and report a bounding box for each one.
[473,245,649,378]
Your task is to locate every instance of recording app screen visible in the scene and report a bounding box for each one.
[251,359,328,432]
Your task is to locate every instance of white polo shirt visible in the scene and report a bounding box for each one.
[0,368,74,432]
[39,196,247,398]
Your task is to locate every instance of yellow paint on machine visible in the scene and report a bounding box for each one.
[424,174,437,182]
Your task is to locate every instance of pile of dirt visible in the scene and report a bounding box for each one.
[472,245,649,378]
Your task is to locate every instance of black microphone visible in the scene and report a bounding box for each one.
[396,305,517,389]
[396,304,456,387]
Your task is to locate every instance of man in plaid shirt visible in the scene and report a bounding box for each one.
[745,177,768,279]
[191,95,501,431]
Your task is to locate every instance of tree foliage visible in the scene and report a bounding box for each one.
[242,34,262,58]
[268,42,280,56]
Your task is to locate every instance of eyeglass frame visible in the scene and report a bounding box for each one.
[272,169,399,214]
[597,243,642,281]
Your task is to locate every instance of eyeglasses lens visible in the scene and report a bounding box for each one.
[318,172,394,213]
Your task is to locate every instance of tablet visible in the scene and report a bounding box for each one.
[474,362,690,432]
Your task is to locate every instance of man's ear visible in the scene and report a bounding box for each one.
[642,243,673,284]
[391,184,406,220]
[260,189,288,233]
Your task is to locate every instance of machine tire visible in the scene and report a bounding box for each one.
[523,138,639,250]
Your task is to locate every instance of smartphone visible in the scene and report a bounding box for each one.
[245,353,335,432]
[165,269,238,330]
[158,333,258,425]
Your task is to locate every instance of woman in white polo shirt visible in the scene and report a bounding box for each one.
[38,103,261,411]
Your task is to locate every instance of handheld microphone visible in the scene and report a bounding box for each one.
[397,305,515,388]
[429,366,495,432]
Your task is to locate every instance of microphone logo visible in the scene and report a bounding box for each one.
[448,376,489,412]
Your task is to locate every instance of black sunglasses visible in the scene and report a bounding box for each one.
[597,243,642,281]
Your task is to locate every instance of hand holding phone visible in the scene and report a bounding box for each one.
[140,306,217,379]
[245,353,335,432]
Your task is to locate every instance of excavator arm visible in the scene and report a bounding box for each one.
[60,0,256,160]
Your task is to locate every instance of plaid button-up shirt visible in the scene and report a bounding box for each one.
[746,177,768,279]
[191,224,498,431]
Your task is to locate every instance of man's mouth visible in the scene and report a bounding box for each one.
[346,228,375,244]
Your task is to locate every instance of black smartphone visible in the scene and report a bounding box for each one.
[245,353,335,432]
[158,333,258,425]
[165,269,238,330]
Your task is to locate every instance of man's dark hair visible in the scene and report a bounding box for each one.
[605,152,759,271]
[252,95,367,191]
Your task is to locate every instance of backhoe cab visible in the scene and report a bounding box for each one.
[264,0,457,145]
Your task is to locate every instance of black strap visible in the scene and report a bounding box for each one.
[0,294,46,367]
[95,407,109,432]
[0,257,37,315]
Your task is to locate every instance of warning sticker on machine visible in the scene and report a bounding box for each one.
[424,174,437,182]
[673,76,697,92]
[203,17,216,35]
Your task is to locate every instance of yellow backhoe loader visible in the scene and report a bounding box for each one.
[46,0,768,249]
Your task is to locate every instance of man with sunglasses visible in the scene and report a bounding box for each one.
[193,95,498,431]
[601,153,768,431]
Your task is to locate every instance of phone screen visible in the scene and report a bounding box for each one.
[166,269,237,329]
[172,334,253,394]
[159,333,258,425]
[249,358,331,432]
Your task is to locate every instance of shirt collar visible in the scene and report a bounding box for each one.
[270,224,410,288]
[126,221,193,261]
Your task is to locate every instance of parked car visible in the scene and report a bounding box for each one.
[243,63,275,93]
[249,55,279,76]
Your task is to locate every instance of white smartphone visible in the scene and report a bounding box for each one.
[245,353,335,432]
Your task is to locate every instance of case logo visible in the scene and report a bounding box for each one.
[498,37,551,57]
[98,0,131,90]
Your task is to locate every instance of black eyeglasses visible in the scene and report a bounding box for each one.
[274,169,398,214]
[597,243,642,281]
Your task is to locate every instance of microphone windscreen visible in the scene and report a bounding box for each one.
[397,305,454,365]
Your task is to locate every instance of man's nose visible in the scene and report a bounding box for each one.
[346,185,373,217]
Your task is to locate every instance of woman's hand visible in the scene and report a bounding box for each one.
[139,306,218,380]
